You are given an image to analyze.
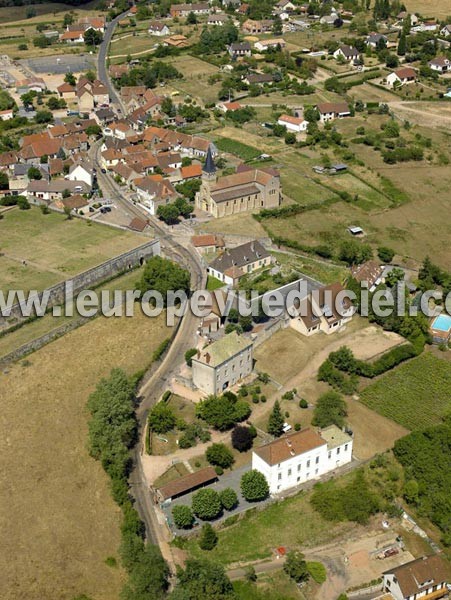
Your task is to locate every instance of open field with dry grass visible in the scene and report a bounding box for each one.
[0,308,170,600]
[404,0,451,18]
[196,213,268,238]
[0,208,144,292]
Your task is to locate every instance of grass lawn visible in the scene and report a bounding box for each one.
[0,308,170,600]
[359,351,451,430]
[183,489,353,566]
[271,251,348,285]
[196,213,267,239]
[0,207,143,292]
[207,274,224,291]
[109,32,155,58]
[153,462,190,489]
[234,571,308,600]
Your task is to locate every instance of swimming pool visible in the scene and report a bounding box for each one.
[431,314,451,332]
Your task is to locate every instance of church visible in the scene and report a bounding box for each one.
[195,147,282,218]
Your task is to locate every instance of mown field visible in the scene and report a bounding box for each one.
[0,208,144,292]
[0,308,170,600]
[359,352,451,430]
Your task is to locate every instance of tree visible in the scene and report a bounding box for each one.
[231,425,254,452]
[185,348,198,367]
[172,505,195,529]
[240,470,269,502]
[27,166,42,180]
[84,27,103,47]
[219,488,238,511]
[64,72,76,86]
[386,53,399,68]
[17,197,30,210]
[157,203,180,224]
[63,13,74,27]
[199,523,218,550]
[338,240,373,266]
[137,255,190,307]
[35,110,53,124]
[397,31,407,55]
[206,443,234,469]
[85,70,96,83]
[148,403,176,434]
[403,479,419,505]
[85,124,102,137]
[186,11,197,24]
[120,543,170,600]
[196,393,251,431]
[284,551,309,584]
[312,391,347,428]
[267,400,284,437]
[192,488,222,520]
[47,96,65,110]
[171,559,235,600]
[0,171,9,190]
[0,90,15,112]
[285,132,296,145]
[244,566,257,582]
[377,246,395,263]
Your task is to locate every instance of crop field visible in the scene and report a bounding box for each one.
[405,0,451,18]
[359,352,451,430]
[215,137,261,161]
[0,208,143,292]
[158,54,221,103]
[0,307,170,600]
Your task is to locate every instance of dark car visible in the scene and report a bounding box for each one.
[104,206,112,212]
[101,168,107,174]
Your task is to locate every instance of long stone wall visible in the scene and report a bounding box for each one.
[0,239,161,330]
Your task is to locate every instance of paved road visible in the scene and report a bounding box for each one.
[98,10,128,111]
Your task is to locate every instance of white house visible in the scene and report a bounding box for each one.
[429,56,451,73]
[440,24,451,38]
[411,21,437,33]
[277,114,308,133]
[252,425,353,494]
[207,240,272,287]
[382,555,450,600]
[67,161,94,187]
[254,38,286,52]
[148,21,170,36]
[191,332,253,395]
[386,67,417,87]
[208,13,229,25]
[316,102,351,122]
[333,44,360,62]
[0,108,14,121]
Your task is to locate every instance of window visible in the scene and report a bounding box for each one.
[297,476,300,482]
[288,469,292,477]
[297,464,301,472]
[315,456,319,464]
[337,447,340,455]
[278,472,282,480]
[306,460,310,468]
[328,451,332,459]
[315,468,318,475]
[344,444,348,451]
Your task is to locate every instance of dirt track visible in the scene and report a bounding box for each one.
[388,101,451,129]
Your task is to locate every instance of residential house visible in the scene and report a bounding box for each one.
[67,159,94,187]
[26,179,90,204]
[0,108,14,121]
[170,3,210,17]
[320,12,339,25]
[277,114,308,132]
[440,24,451,38]
[333,44,360,62]
[111,163,140,186]
[148,21,170,36]
[57,82,76,100]
[207,240,271,286]
[180,163,202,180]
[222,0,240,7]
[316,102,351,122]
[216,100,242,112]
[164,34,190,48]
[411,20,438,33]
[109,64,128,79]
[54,193,90,212]
[134,175,177,214]
[228,41,252,59]
[191,331,253,395]
[382,555,450,600]
[15,78,46,94]
[350,260,384,292]
[252,425,353,494]
[429,56,451,73]
[208,13,229,25]
[19,133,62,164]
[288,282,354,336]
[366,32,387,48]
[191,234,224,254]
[195,148,281,218]
[254,38,286,52]
[242,18,273,34]
[78,16,106,32]
[243,72,274,85]
[60,29,85,43]
[276,0,295,11]
[386,67,417,87]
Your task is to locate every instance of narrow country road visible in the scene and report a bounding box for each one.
[95,17,205,559]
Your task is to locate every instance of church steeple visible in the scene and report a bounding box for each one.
[202,145,216,182]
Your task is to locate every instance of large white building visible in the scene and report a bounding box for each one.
[252,425,353,494]
[192,332,253,395]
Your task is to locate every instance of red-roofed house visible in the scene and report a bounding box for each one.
[277,114,308,132]
[386,67,417,87]
[216,101,242,112]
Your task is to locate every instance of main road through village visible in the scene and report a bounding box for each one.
[95,15,205,557]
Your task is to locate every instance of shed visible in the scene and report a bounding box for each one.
[155,466,218,502]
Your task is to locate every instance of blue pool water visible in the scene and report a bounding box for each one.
[431,314,451,332]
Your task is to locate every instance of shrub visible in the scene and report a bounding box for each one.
[299,399,308,409]
[312,391,347,428]
[196,392,251,431]
[199,523,217,550]
[185,348,197,367]
[148,403,176,434]
[240,470,269,502]
[172,505,194,529]
[307,561,327,584]
[206,443,234,469]
[219,488,238,511]
[294,423,301,431]
[215,466,223,476]
[231,425,254,452]
[192,489,222,520]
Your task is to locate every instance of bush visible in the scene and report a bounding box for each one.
[148,403,176,434]
[219,488,238,511]
[312,391,347,428]
[377,246,395,263]
[307,561,327,584]
[196,392,251,431]
[206,443,234,468]
[172,505,194,529]
[185,348,198,367]
[294,423,301,431]
[214,465,223,476]
[192,489,222,520]
[240,470,269,502]
[199,523,217,550]
[299,399,308,409]
[231,425,254,452]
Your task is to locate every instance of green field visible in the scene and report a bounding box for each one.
[359,352,451,430]
[181,489,353,566]
[215,137,261,161]
[0,208,143,292]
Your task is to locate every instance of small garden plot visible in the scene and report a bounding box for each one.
[214,137,261,161]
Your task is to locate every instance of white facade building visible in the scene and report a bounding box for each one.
[252,425,353,494]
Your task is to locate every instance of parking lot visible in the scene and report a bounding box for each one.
[22,54,95,74]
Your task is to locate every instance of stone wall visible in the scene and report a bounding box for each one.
[0,239,160,329]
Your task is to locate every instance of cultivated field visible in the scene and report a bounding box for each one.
[0,208,144,292]
[0,309,170,600]
[359,351,451,430]
[405,0,451,18]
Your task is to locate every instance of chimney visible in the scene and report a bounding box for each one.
[205,352,211,364]
[197,350,200,359]
[250,242,254,253]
